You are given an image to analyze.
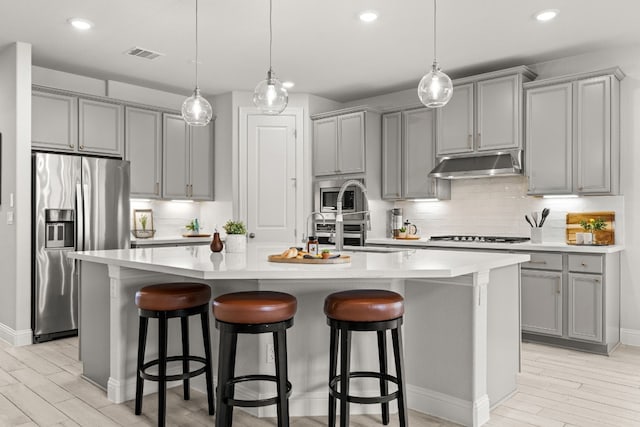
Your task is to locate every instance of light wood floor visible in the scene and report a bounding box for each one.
[0,337,639,426]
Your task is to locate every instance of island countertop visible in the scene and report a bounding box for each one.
[68,243,530,280]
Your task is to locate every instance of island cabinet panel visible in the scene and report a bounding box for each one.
[78,98,124,157]
[437,83,474,155]
[32,90,78,151]
[125,107,162,198]
[525,83,573,194]
[568,272,603,342]
[521,270,563,337]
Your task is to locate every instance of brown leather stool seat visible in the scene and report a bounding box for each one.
[324,289,404,322]
[135,282,211,311]
[213,291,297,324]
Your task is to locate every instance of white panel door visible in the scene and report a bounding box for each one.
[247,115,297,243]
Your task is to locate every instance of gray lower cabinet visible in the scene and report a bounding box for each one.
[568,273,602,342]
[521,269,563,336]
[125,107,162,198]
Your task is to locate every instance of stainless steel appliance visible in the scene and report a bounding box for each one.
[32,152,130,343]
[429,151,523,179]
[314,178,366,220]
[390,208,402,238]
[429,235,530,243]
[315,222,365,246]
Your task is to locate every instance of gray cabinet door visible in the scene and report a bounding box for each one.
[125,107,162,198]
[404,108,436,198]
[162,114,189,199]
[568,273,603,342]
[338,112,365,174]
[313,117,338,176]
[477,75,520,151]
[32,91,78,151]
[521,270,563,336]
[382,112,402,199]
[437,83,474,155]
[576,76,611,194]
[190,122,214,200]
[526,83,573,195]
[78,98,124,157]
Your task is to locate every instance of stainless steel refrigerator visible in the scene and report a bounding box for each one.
[32,152,130,343]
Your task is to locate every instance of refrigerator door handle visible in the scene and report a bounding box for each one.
[82,184,91,250]
[76,183,84,251]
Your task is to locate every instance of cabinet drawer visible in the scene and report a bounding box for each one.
[568,254,603,274]
[521,252,562,271]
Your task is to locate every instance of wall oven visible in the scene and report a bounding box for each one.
[314,178,366,221]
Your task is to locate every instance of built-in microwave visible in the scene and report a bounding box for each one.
[314,178,365,220]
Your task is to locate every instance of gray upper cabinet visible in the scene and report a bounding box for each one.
[313,111,365,176]
[526,83,573,194]
[78,98,124,156]
[125,107,162,198]
[32,91,78,151]
[382,108,449,200]
[162,113,214,201]
[437,67,535,157]
[525,68,622,196]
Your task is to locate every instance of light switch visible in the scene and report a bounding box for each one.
[7,211,14,225]
[9,193,14,208]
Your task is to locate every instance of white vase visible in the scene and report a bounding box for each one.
[225,234,246,253]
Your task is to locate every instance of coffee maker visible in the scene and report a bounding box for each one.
[390,208,402,238]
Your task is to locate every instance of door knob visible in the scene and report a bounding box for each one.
[248,233,256,239]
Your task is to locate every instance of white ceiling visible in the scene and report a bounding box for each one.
[1,0,639,102]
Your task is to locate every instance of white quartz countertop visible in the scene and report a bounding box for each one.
[69,243,529,281]
[131,235,212,245]
[366,238,624,254]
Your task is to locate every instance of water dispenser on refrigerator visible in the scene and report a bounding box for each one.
[45,209,74,249]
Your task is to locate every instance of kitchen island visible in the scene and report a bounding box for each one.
[69,244,529,427]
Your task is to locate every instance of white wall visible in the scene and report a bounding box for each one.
[0,42,32,345]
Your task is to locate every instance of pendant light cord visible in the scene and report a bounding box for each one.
[433,0,437,64]
[269,0,273,73]
[195,0,199,88]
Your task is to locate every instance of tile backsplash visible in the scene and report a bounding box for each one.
[382,176,624,243]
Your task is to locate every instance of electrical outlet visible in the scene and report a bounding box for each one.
[266,343,275,363]
[6,211,13,225]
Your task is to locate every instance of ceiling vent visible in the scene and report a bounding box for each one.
[124,47,164,60]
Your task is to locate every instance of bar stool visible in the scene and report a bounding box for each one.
[324,289,408,427]
[213,291,297,427]
[134,283,215,427]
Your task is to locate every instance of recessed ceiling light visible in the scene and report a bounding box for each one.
[359,11,378,23]
[282,81,295,89]
[534,9,559,22]
[68,18,94,30]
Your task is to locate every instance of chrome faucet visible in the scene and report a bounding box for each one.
[304,211,326,243]
[335,179,370,251]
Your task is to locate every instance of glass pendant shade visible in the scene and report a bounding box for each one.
[418,62,453,108]
[253,69,288,114]
[182,87,213,126]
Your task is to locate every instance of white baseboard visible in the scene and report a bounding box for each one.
[407,384,488,426]
[621,328,640,347]
[0,323,32,346]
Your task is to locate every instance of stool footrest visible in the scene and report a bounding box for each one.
[141,355,208,383]
[329,371,400,405]
[222,374,292,408]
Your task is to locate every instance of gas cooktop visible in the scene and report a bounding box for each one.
[429,235,530,243]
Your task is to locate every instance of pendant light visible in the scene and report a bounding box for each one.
[417,0,453,108]
[253,0,288,114]
[182,0,213,126]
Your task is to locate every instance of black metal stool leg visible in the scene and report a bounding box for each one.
[158,313,168,427]
[392,326,408,427]
[135,316,148,415]
[328,326,339,427]
[274,330,290,427]
[200,312,215,415]
[181,316,190,400]
[216,329,238,427]
[339,328,351,427]
[377,330,390,425]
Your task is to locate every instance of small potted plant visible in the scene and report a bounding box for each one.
[185,218,200,235]
[397,227,407,239]
[321,249,332,259]
[579,217,607,245]
[223,220,247,253]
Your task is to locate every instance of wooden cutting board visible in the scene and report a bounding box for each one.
[268,254,351,264]
[566,211,615,245]
[394,236,421,240]
[182,234,212,238]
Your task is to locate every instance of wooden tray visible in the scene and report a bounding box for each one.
[566,211,615,245]
[182,233,212,238]
[268,254,351,264]
[394,235,421,240]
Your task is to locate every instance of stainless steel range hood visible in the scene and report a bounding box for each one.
[429,152,522,179]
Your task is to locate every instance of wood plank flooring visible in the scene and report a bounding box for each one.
[0,337,639,426]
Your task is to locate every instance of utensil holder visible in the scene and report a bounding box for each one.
[531,227,543,244]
